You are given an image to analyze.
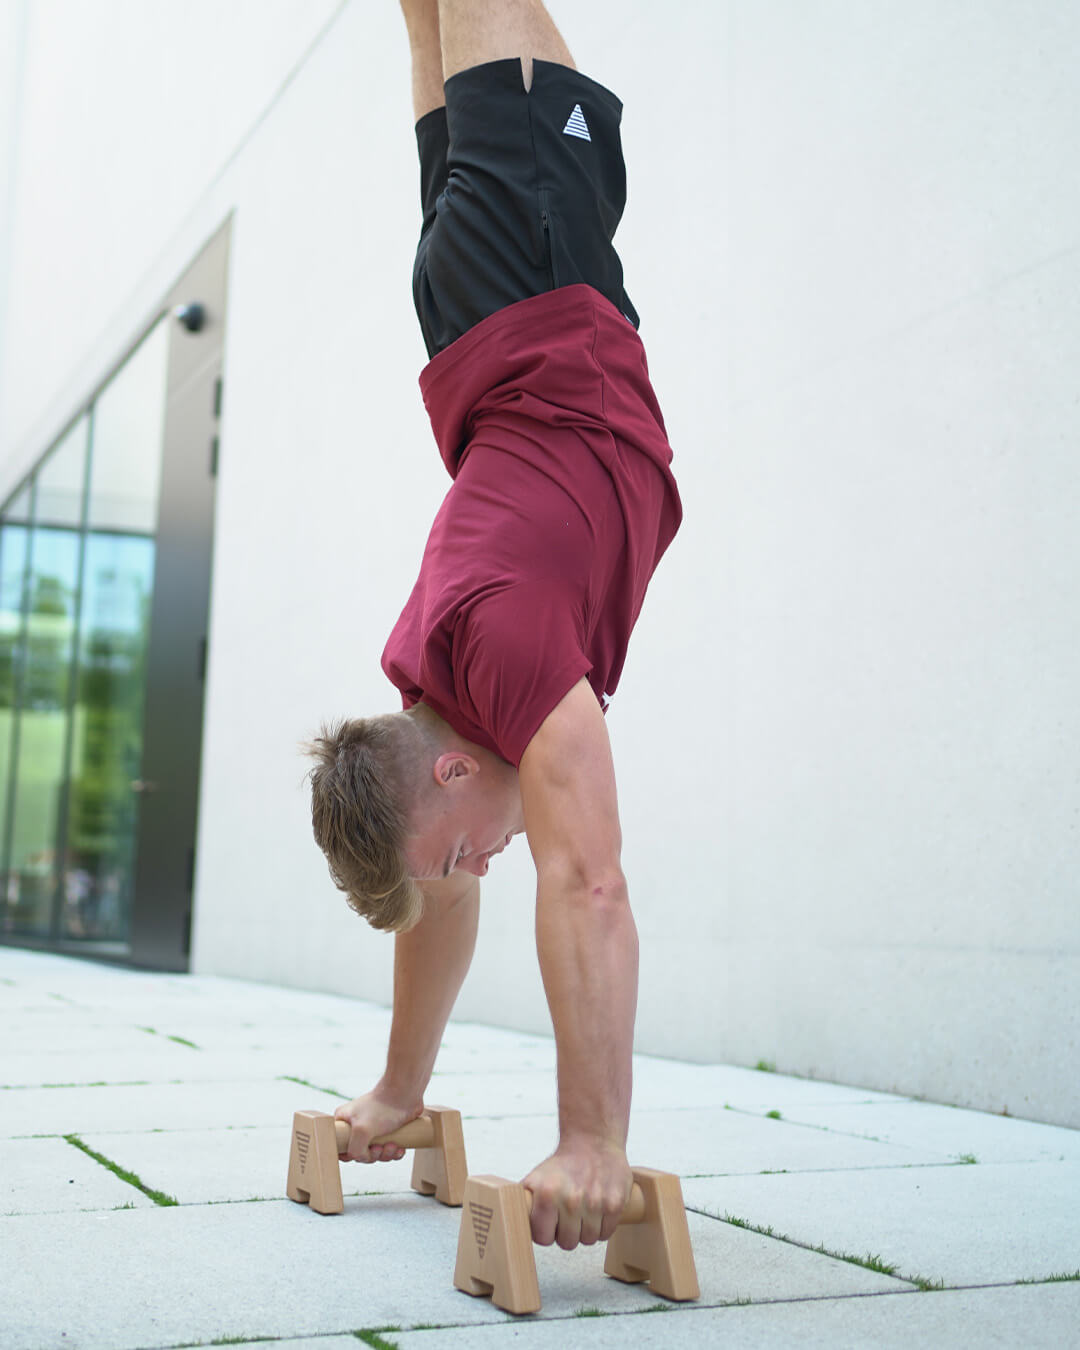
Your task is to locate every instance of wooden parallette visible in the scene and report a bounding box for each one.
[453,1167,700,1315]
[286,1106,467,1213]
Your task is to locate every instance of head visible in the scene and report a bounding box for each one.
[306,705,523,933]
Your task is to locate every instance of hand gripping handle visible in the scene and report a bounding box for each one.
[334,1114,436,1152]
[523,1180,647,1228]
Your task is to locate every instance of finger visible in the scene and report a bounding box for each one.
[525,1186,559,1248]
[347,1127,375,1163]
[555,1207,583,1252]
[598,1209,621,1243]
[578,1206,603,1247]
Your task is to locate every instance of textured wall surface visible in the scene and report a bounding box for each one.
[1,1,1077,1125]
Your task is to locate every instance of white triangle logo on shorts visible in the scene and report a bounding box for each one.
[562,104,591,141]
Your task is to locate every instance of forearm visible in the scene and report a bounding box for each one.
[378,876,480,1106]
[535,875,638,1149]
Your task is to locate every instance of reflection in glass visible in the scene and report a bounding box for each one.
[6,526,81,936]
[0,493,32,935]
[62,535,155,942]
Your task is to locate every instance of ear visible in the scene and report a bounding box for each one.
[433,751,479,786]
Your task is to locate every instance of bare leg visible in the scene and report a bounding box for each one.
[401,0,446,121]
[438,0,575,91]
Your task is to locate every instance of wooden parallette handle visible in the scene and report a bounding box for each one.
[523,1180,647,1228]
[334,1113,436,1153]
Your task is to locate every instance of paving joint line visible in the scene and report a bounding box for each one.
[62,1133,179,1207]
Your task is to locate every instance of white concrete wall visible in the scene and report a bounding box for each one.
[1,1,1077,1126]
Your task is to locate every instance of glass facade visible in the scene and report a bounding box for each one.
[0,317,168,951]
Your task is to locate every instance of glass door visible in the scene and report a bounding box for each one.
[0,217,229,966]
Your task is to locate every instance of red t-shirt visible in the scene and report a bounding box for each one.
[382,284,682,766]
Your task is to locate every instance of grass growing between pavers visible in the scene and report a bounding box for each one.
[161,1301,715,1350]
[715,1209,945,1290]
[2,1080,154,1089]
[279,1073,347,1097]
[64,1133,178,1206]
[1017,1270,1080,1284]
[140,1025,202,1049]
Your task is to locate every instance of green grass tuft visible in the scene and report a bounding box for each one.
[765,1109,782,1120]
[575,1307,606,1317]
[354,1331,401,1349]
[1017,1271,1080,1285]
[956,1152,978,1165]
[754,1059,776,1073]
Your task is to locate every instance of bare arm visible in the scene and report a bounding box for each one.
[336,869,479,1160]
[518,678,638,1247]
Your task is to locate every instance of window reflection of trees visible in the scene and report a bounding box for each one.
[0,525,154,945]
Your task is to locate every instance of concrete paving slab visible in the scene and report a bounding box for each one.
[421,1109,946,1189]
[0,1137,155,1215]
[626,1105,949,1175]
[416,1071,564,1118]
[0,1031,556,1089]
[1,1045,214,1087]
[0,1077,341,1138]
[3,1023,177,1055]
[134,1016,391,1050]
[0,985,79,1012]
[773,1099,1080,1164]
[77,1125,420,1205]
[423,1061,898,1121]
[616,1058,908,1112]
[0,1198,910,1349]
[686,1160,1080,1285]
[0,1197,501,1350]
[0,1009,144,1038]
[388,1282,1080,1349]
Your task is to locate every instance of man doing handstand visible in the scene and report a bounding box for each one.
[308,0,681,1252]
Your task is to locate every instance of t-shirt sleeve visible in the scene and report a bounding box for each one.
[454,582,592,766]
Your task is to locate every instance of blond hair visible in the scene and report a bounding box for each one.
[305,714,430,933]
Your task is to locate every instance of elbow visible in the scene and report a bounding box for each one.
[538,859,630,911]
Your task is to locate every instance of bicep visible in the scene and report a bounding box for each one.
[518,678,623,890]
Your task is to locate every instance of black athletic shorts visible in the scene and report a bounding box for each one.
[412,58,639,359]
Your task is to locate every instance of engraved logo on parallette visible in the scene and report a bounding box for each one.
[469,1201,494,1258]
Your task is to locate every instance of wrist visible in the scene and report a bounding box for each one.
[373,1074,425,1117]
[557,1124,629,1155]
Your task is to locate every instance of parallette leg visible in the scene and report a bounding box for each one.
[604,1167,700,1301]
[286,1110,343,1214]
[454,1176,541,1315]
[411,1106,468,1206]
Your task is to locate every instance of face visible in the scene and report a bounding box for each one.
[404,751,525,882]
